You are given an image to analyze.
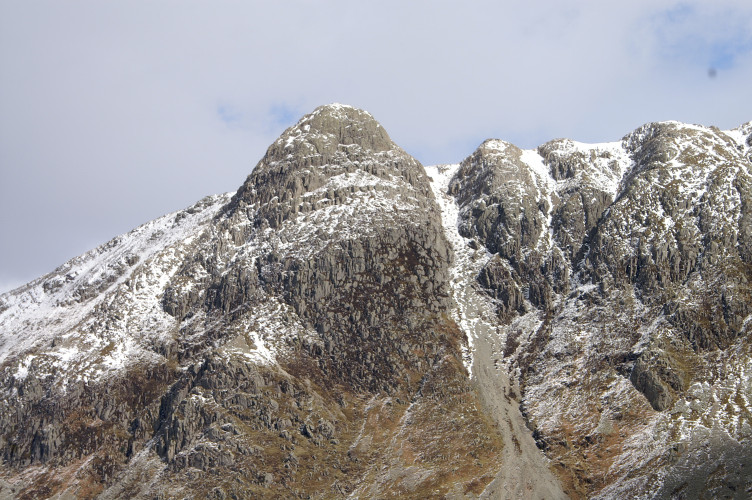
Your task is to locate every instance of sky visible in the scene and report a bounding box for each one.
[1,0,751,293]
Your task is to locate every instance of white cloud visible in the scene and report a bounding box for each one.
[0,279,24,296]
[645,1,752,70]
[0,0,750,288]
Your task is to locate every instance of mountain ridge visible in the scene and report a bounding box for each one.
[1,104,751,499]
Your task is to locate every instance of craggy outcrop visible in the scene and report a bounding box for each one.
[448,120,752,498]
[0,105,504,499]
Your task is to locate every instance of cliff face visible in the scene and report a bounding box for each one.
[0,106,751,499]
[0,105,503,499]
[447,121,752,498]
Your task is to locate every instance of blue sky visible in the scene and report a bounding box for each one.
[1,0,751,292]
[651,3,752,71]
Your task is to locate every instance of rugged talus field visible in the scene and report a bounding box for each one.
[0,105,750,499]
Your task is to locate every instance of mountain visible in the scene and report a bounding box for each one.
[0,104,751,499]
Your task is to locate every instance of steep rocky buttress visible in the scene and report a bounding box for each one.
[0,105,504,499]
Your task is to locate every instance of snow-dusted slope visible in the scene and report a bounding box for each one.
[0,193,231,385]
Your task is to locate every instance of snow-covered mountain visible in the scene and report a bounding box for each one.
[1,104,751,499]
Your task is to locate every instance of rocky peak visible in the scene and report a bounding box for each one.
[621,121,748,177]
[448,138,550,258]
[449,139,527,203]
[228,104,433,229]
[161,103,454,394]
[280,103,393,152]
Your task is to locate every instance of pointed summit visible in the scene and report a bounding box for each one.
[228,104,434,228]
[260,103,395,170]
[280,103,393,152]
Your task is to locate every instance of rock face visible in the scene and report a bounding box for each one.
[0,105,502,499]
[447,121,752,498]
[0,107,751,499]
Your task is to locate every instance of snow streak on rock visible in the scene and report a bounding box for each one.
[427,164,498,374]
[427,163,568,500]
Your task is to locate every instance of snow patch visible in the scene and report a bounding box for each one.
[427,164,500,375]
